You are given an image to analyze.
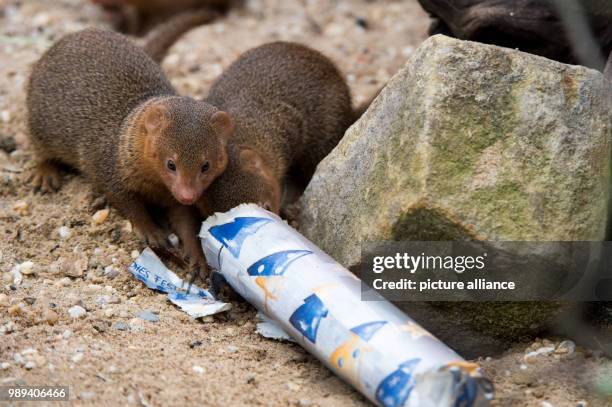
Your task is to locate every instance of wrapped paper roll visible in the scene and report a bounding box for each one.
[199,204,493,407]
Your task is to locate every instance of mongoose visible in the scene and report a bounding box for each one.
[196,41,356,216]
[27,28,233,266]
[92,0,231,35]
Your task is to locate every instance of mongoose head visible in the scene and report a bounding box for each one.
[140,98,233,205]
[205,145,281,213]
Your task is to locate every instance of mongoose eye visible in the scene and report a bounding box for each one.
[201,161,210,173]
[167,160,176,172]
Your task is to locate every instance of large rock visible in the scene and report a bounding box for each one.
[301,34,611,269]
[299,35,611,350]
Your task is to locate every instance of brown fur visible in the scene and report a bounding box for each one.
[93,0,231,35]
[197,41,357,216]
[141,7,220,63]
[27,28,231,263]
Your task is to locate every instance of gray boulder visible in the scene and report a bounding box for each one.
[301,34,611,269]
[299,35,611,348]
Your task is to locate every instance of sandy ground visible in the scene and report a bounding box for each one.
[0,0,611,406]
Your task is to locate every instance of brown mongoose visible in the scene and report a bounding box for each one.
[27,28,233,266]
[92,0,231,35]
[195,41,356,216]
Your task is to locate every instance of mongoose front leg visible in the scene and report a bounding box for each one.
[110,195,172,249]
[30,160,62,193]
[167,204,208,280]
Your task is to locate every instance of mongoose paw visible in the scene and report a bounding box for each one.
[90,195,108,212]
[139,228,173,250]
[183,248,209,279]
[186,262,210,287]
[30,162,61,193]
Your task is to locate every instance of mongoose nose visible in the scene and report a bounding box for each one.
[176,190,197,205]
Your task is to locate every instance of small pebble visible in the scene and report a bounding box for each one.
[192,365,205,374]
[524,346,555,362]
[12,201,29,216]
[137,310,159,323]
[8,303,24,316]
[298,399,312,407]
[10,269,22,285]
[355,17,368,29]
[24,360,36,370]
[226,345,238,353]
[63,257,86,278]
[13,353,24,366]
[0,322,16,334]
[122,221,133,233]
[286,381,301,391]
[0,362,10,370]
[71,353,84,363]
[0,136,16,153]
[57,277,72,287]
[92,320,109,333]
[62,330,72,339]
[189,340,203,349]
[108,295,121,304]
[129,318,144,331]
[555,340,575,355]
[103,266,119,279]
[1,110,10,123]
[168,233,179,247]
[57,226,72,239]
[112,322,129,331]
[43,309,58,325]
[70,297,84,307]
[68,305,86,319]
[130,250,140,259]
[17,261,35,275]
[84,284,101,294]
[95,296,108,307]
[0,293,9,307]
[92,209,109,225]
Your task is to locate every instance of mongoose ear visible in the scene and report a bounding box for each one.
[210,111,234,141]
[239,148,268,177]
[143,104,168,136]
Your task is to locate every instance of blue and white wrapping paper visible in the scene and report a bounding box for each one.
[199,204,493,407]
[129,248,231,318]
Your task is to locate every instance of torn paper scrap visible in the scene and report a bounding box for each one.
[129,248,231,318]
[256,311,294,342]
